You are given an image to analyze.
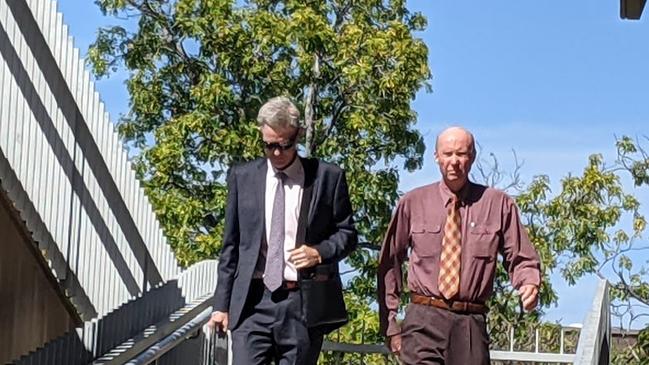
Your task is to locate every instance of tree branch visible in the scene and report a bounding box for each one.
[303,54,320,156]
[323,98,348,144]
[125,0,205,82]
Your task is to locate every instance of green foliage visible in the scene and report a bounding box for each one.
[90,0,649,361]
[474,140,649,361]
[320,293,398,364]
[617,136,649,187]
[510,137,649,364]
[90,1,430,361]
[613,327,649,363]
[90,0,430,268]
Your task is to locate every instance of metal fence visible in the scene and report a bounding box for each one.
[12,282,185,365]
[11,261,221,365]
[316,279,610,365]
[123,278,609,365]
[15,263,608,365]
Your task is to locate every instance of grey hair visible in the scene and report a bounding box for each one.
[257,96,301,129]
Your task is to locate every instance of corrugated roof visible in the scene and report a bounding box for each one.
[0,0,181,320]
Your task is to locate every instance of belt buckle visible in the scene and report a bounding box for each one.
[437,297,456,312]
[440,298,464,312]
[282,281,299,290]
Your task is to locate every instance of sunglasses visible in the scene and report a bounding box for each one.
[262,130,299,152]
[262,140,296,151]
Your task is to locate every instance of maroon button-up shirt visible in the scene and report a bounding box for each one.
[378,181,541,336]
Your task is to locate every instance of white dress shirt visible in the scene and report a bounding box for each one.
[264,157,304,281]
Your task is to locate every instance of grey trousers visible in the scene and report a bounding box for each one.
[400,303,490,365]
[231,281,323,365]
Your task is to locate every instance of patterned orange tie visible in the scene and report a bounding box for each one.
[438,196,462,299]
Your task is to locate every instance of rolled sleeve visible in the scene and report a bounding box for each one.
[501,197,541,289]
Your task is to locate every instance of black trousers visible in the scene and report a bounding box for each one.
[231,281,323,365]
[400,303,490,365]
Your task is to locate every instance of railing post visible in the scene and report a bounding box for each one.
[574,278,610,365]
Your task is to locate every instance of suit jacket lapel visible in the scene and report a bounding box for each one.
[255,159,268,241]
[305,159,319,225]
[297,157,317,246]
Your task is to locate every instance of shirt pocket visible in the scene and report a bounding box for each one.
[410,223,443,257]
[468,224,499,261]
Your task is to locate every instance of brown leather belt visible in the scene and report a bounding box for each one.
[251,279,300,291]
[411,293,487,314]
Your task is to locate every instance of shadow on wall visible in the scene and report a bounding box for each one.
[10,281,185,365]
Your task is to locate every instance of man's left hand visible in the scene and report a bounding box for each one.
[518,284,539,312]
[289,245,322,269]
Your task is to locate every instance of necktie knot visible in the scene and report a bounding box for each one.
[276,171,287,182]
[448,195,460,213]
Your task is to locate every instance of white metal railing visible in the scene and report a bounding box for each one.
[93,260,223,365]
[319,279,610,364]
[12,260,221,365]
[487,278,610,364]
[490,324,579,363]
[19,265,604,364]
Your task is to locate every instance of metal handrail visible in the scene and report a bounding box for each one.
[319,279,610,364]
[23,262,603,364]
[124,307,215,365]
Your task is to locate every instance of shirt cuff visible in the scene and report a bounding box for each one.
[385,314,401,337]
[513,268,541,289]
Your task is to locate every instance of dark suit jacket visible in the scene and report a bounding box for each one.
[213,157,357,332]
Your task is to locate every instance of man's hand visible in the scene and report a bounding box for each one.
[207,311,229,334]
[387,334,402,355]
[518,284,539,312]
[289,245,322,269]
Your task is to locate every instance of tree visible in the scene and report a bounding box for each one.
[463,141,648,361]
[602,136,649,363]
[89,0,430,267]
[89,1,428,362]
[498,136,649,363]
[92,2,649,363]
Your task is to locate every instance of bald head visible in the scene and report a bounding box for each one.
[435,127,475,155]
[434,126,476,192]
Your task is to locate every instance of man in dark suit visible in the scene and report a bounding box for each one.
[207,96,357,364]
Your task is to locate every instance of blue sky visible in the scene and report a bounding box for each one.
[57,1,648,327]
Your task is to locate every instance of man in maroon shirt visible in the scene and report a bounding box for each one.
[377,126,541,364]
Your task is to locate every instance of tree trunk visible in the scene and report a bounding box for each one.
[303,55,320,157]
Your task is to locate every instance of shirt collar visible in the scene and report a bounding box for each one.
[267,156,303,181]
[439,180,471,207]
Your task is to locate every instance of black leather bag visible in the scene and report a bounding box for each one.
[296,163,348,334]
[300,274,348,333]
